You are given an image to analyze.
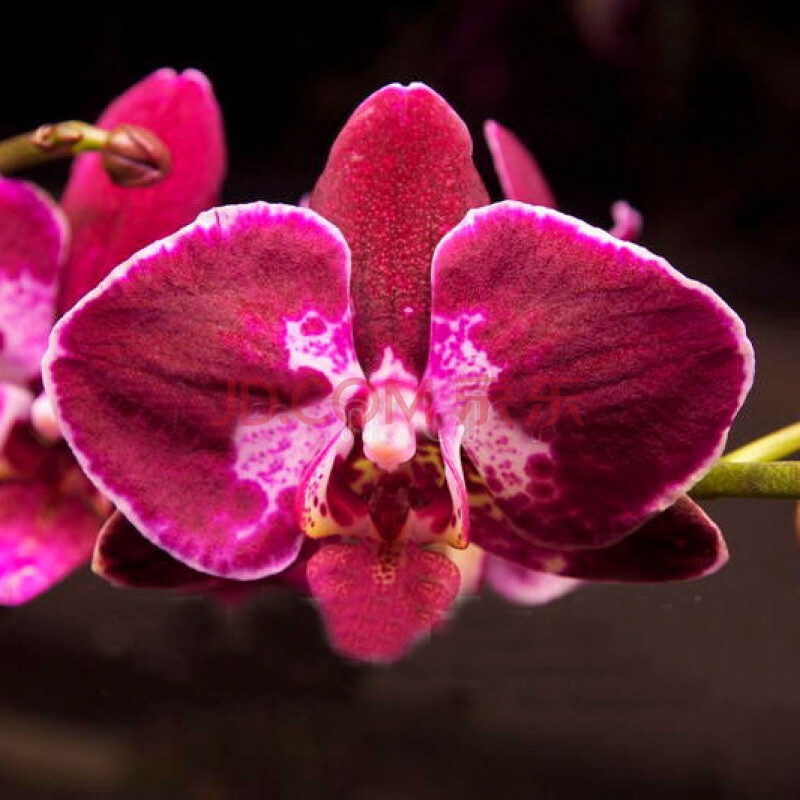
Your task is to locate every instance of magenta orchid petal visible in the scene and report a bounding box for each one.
[306,540,460,663]
[484,556,581,604]
[0,482,99,605]
[483,120,556,208]
[30,391,62,443]
[44,203,365,579]
[297,426,369,539]
[310,82,489,379]
[609,200,643,242]
[57,68,226,313]
[426,202,753,550]
[0,178,68,383]
[94,511,316,594]
[94,511,214,589]
[437,422,469,548]
[473,494,728,581]
[484,123,642,242]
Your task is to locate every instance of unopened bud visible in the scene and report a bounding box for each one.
[102,125,171,188]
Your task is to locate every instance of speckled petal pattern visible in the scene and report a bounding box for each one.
[426,202,753,550]
[311,82,488,378]
[45,203,364,579]
[94,510,316,594]
[307,539,460,663]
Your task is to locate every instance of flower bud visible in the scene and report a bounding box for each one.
[101,125,171,188]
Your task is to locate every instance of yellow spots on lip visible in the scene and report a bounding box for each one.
[348,454,379,494]
[302,435,471,549]
[414,441,444,471]
[447,529,468,550]
[302,509,343,540]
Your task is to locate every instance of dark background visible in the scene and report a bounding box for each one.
[1,1,800,797]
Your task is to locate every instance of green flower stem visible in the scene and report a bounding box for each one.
[0,121,110,175]
[690,461,800,499]
[721,421,800,464]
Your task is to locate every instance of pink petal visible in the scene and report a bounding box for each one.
[306,540,460,663]
[437,421,469,548]
[310,82,489,379]
[0,482,99,605]
[473,493,728,581]
[94,510,316,595]
[58,68,226,313]
[484,556,581,604]
[484,123,644,242]
[297,426,369,539]
[609,200,643,242]
[425,202,753,550]
[94,510,215,589]
[447,544,486,595]
[483,120,556,207]
[0,384,33,453]
[0,178,68,382]
[45,203,364,579]
[30,391,62,442]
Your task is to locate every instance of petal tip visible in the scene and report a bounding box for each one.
[308,542,460,663]
[699,528,730,578]
[482,123,556,207]
[609,200,643,242]
[179,68,213,91]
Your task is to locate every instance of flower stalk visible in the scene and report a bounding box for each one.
[0,121,171,187]
[721,421,800,464]
[691,460,800,499]
[689,421,800,499]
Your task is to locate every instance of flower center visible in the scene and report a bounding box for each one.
[309,436,454,545]
[360,381,431,473]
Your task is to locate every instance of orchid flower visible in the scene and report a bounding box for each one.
[43,83,753,663]
[0,68,225,604]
